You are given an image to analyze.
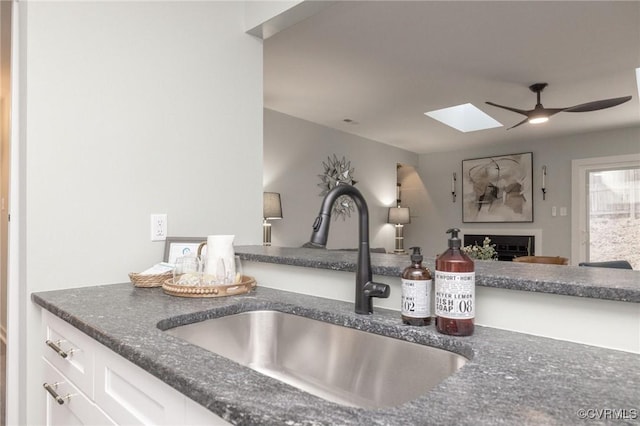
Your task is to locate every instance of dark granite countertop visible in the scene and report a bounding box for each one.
[33,283,639,425]
[235,246,640,303]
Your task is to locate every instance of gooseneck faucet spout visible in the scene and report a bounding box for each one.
[308,184,390,314]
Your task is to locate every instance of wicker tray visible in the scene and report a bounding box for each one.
[162,275,256,298]
[129,271,173,288]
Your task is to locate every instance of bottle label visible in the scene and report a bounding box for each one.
[401,279,432,318]
[435,271,475,319]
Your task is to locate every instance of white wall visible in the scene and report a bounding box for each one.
[405,126,640,258]
[15,2,264,424]
[264,108,417,251]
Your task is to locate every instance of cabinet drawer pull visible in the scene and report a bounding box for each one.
[46,339,74,358]
[43,382,71,405]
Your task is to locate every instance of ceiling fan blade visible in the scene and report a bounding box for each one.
[541,108,566,117]
[507,118,529,130]
[485,101,529,116]
[564,96,632,113]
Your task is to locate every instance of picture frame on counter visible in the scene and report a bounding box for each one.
[462,152,533,223]
[163,237,205,264]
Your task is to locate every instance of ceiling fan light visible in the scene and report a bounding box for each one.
[528,116,549,124]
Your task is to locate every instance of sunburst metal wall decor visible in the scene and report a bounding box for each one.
[317,154,358,220]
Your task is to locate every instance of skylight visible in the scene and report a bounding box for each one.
[425,103,502,133]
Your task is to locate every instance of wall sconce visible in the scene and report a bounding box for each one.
[388,206,411,254]
[452,172,457,202]
[263,192,282,246]
[541,166,547,200]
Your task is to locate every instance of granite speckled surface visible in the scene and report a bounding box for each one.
[235,246,640,303]
[33,283,639,425]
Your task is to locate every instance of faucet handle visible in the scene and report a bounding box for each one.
[363,281,390,299]
[312,216,322,231]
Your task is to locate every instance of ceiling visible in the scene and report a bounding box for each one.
[263,1,640,154]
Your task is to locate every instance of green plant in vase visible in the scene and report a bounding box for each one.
[462,237,498,260]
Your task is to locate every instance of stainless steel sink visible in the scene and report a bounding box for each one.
[164,310,467,409]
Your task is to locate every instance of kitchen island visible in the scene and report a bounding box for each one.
[235,245,640,302]
[32,247,640,425]
[237,246,640,353]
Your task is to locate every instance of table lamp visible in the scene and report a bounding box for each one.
[388,207,410,254]
[263,192,283,246]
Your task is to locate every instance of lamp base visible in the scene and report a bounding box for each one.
[394,224,406,254]
[263,221,272,246]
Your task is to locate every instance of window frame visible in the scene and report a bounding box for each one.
[571,153,640,265]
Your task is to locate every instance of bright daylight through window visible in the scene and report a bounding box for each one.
[588,168,640,269]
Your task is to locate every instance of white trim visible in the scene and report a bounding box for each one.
[571,154,640,266]
[6,1,22,424]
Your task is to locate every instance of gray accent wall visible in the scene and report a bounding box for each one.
[405,126,640,259]
[265,106,639,259]
[264,108,417,251]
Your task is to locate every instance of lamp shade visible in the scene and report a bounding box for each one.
[263,192,283,219]
[388,207,410,225]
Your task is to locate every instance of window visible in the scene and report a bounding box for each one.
[572,154,640,268]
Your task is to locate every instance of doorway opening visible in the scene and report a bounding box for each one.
[0,1,13,423]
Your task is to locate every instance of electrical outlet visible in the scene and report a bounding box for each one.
[151,214,167,241]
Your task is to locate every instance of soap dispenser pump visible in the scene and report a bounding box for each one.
[401,246,432,326]
[435,228,475,336]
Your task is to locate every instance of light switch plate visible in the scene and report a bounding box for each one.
[560,207,568,217]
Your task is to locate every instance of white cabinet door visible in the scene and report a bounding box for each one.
[94,346,187,425]
[184,397,232,426]
[42,309,231,425]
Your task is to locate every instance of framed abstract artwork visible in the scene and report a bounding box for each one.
[462,152,533,223]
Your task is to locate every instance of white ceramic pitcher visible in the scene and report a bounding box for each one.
[199,235,235,283]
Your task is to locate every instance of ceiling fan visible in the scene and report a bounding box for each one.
[486,83,632,130]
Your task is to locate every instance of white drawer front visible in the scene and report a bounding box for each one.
[42,309,231,425]
[42,311,95,396]
[43,358,115,426]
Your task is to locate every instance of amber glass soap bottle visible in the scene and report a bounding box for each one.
[435,228,475,336]
[401,247,432,326]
